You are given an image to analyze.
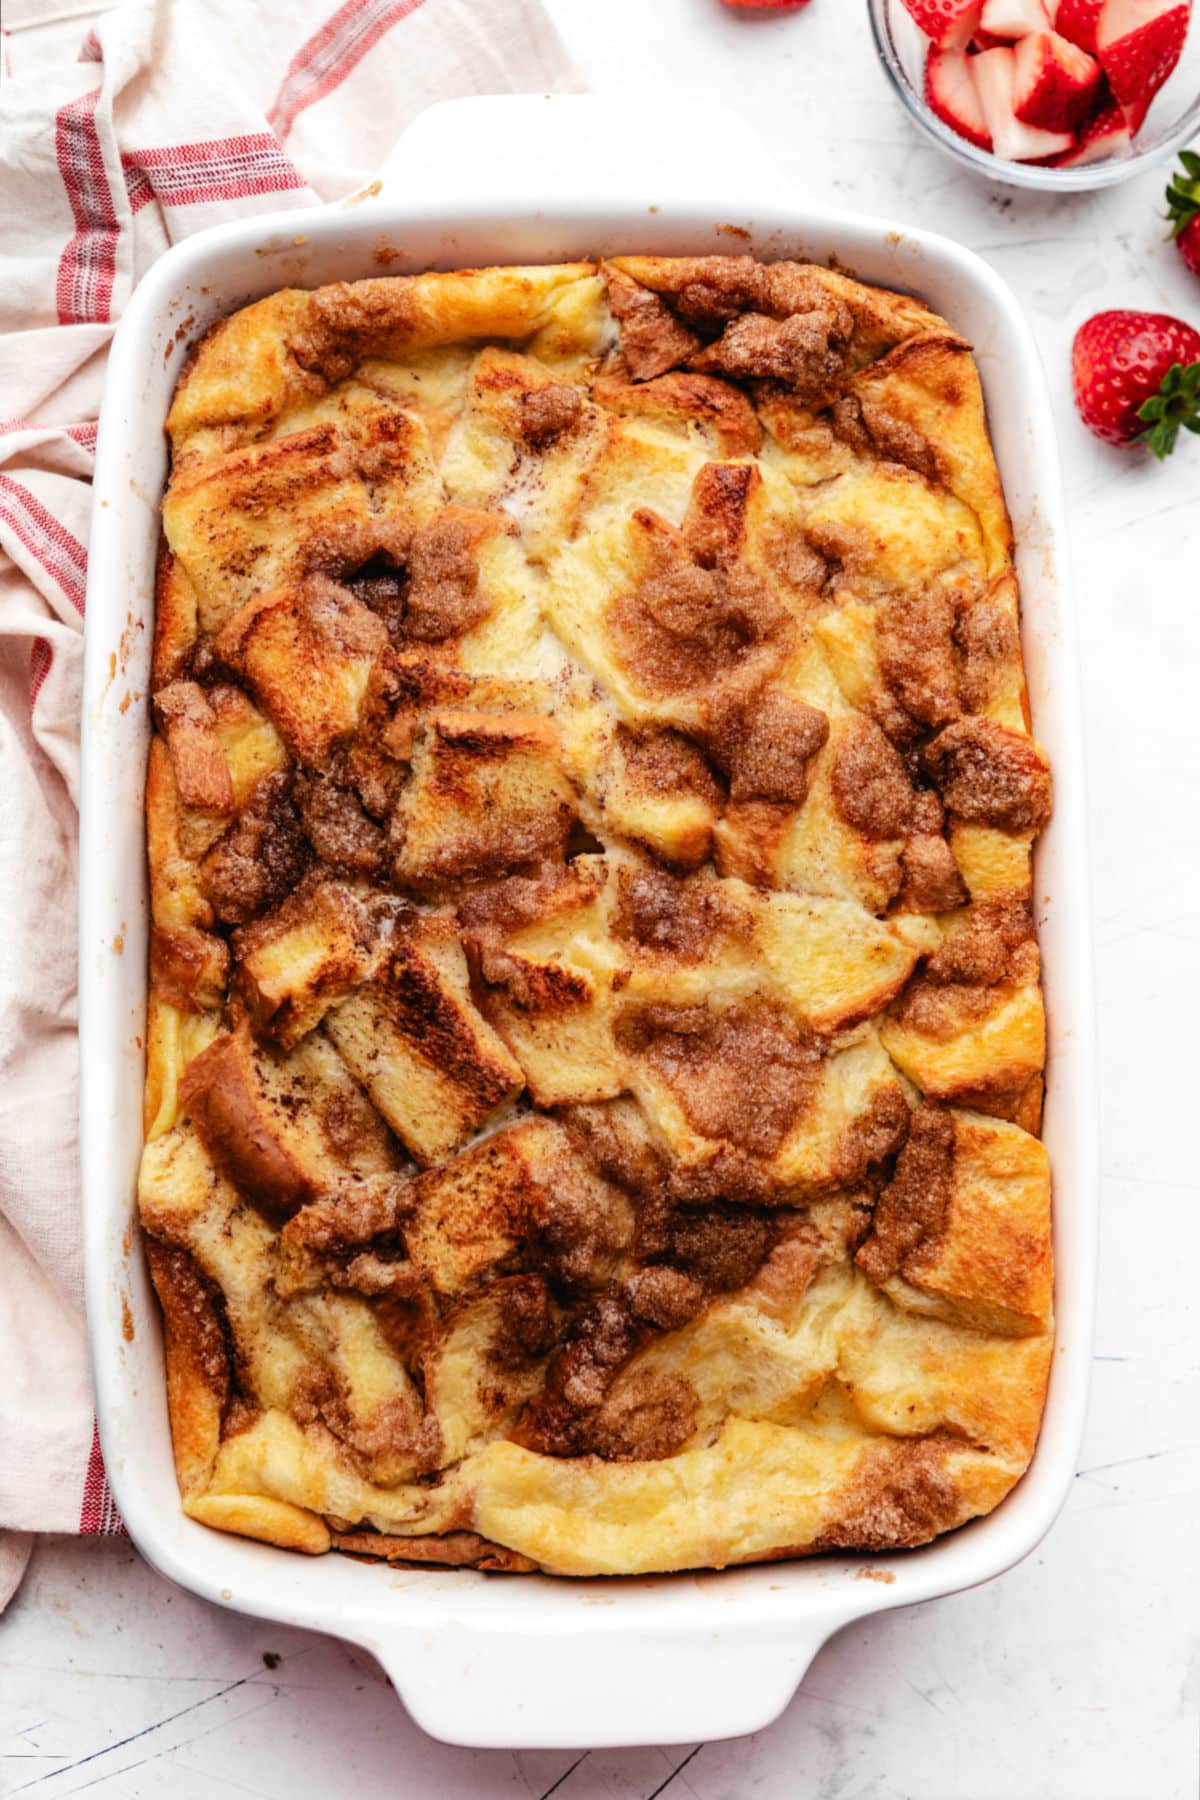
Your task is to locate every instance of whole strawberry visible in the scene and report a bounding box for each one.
[1166,149,1200,278]
[1072,310,1200,455]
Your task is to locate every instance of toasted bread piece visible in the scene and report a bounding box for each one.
[841,334,1011,572]
[145,736,212,933]
[440,347,608,565]
[151,546,200,688]
[881,973,1046,1121]
[157,687,292,869]
[715,716,911,915]
[233,879,377,1049]
[324,915,524,1164]
[858,1105,1051,1337]
[164,404,440,635]
[153,681,235,814]
[144,999,222,1140]
[597,726,723,870]
[423,1277,558,1464]
[391,709,577,887]
[144,1237,229,1496]
[399,1116,630,1296]
[463,861,627,1107]
[880,915,1045,1122]
[179,1023,395,1214]
[215,578,387,769]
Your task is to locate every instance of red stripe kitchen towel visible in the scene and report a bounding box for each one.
[0,0,579,1611]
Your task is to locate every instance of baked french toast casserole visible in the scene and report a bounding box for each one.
[137,254,1053,1576]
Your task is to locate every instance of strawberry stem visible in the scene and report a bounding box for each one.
[1166,149,1200,240]
[1134,359,1200,460]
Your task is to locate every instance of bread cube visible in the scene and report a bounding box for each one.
[880,911,1044,1122]
[424,1276,556,1463]
[179,1024,396,1215]
[153,681,234,814]
[464,864,627,1108]
[598,726,722,871]
[857,1105,1051,1337]
[400,1116,629,1295]
[390,709,577,886]
[163,405,439,635]
[233,879,377,1048]
[324,915,524,1165]
[215,576,387,769]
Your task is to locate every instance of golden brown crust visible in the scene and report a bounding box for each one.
[593,367,763,457]
[151,543,199,690]
[330,1529,537,1572]
[144,1237,229,1496]
[153,682,235,814]
[602,262,702,381]
[232,877,376,1046]
[180,1030,316,1215]
[150,924,229,1015]
[142,255,1052,1578]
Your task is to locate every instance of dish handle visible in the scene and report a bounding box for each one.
[357,1602,850,1749]
[368,93,790,217]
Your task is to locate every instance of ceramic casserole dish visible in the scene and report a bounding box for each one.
[79,94,1098,1750]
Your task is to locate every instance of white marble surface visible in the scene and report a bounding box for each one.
[5,1,1200,1793]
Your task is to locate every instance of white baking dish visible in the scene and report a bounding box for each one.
[79,94,1098,1751]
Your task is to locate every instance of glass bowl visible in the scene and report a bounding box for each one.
[868,0,1200,190]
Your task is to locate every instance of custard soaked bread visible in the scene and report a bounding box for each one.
[140,255,1053,1575]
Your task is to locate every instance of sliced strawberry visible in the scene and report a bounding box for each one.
[719,0,812,9]
[1055,0,1106,48]
[1013,29,1105,125]
[973,44,1078,153]
[1096,0,1190,115]
[926,45,996,144]
[1052,95,1133,156]
[971,26,1012,44]
[980,0,1050,36]
[901,0,986,47]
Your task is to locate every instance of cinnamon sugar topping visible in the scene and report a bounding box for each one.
[830,717,915,839]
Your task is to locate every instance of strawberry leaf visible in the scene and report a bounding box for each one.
[1166,154,1200,239]
[1134,359,1200,459]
